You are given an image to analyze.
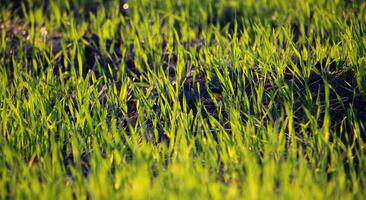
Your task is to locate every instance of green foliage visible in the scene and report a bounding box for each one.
[0,0,365,199]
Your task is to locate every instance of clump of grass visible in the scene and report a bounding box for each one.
[0,0,365,199]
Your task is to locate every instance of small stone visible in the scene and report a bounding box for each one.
[122,3,129,10]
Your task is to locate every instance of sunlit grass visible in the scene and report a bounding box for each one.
[0,0,365,199]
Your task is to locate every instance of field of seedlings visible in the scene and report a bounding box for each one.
[0,0,365,199]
